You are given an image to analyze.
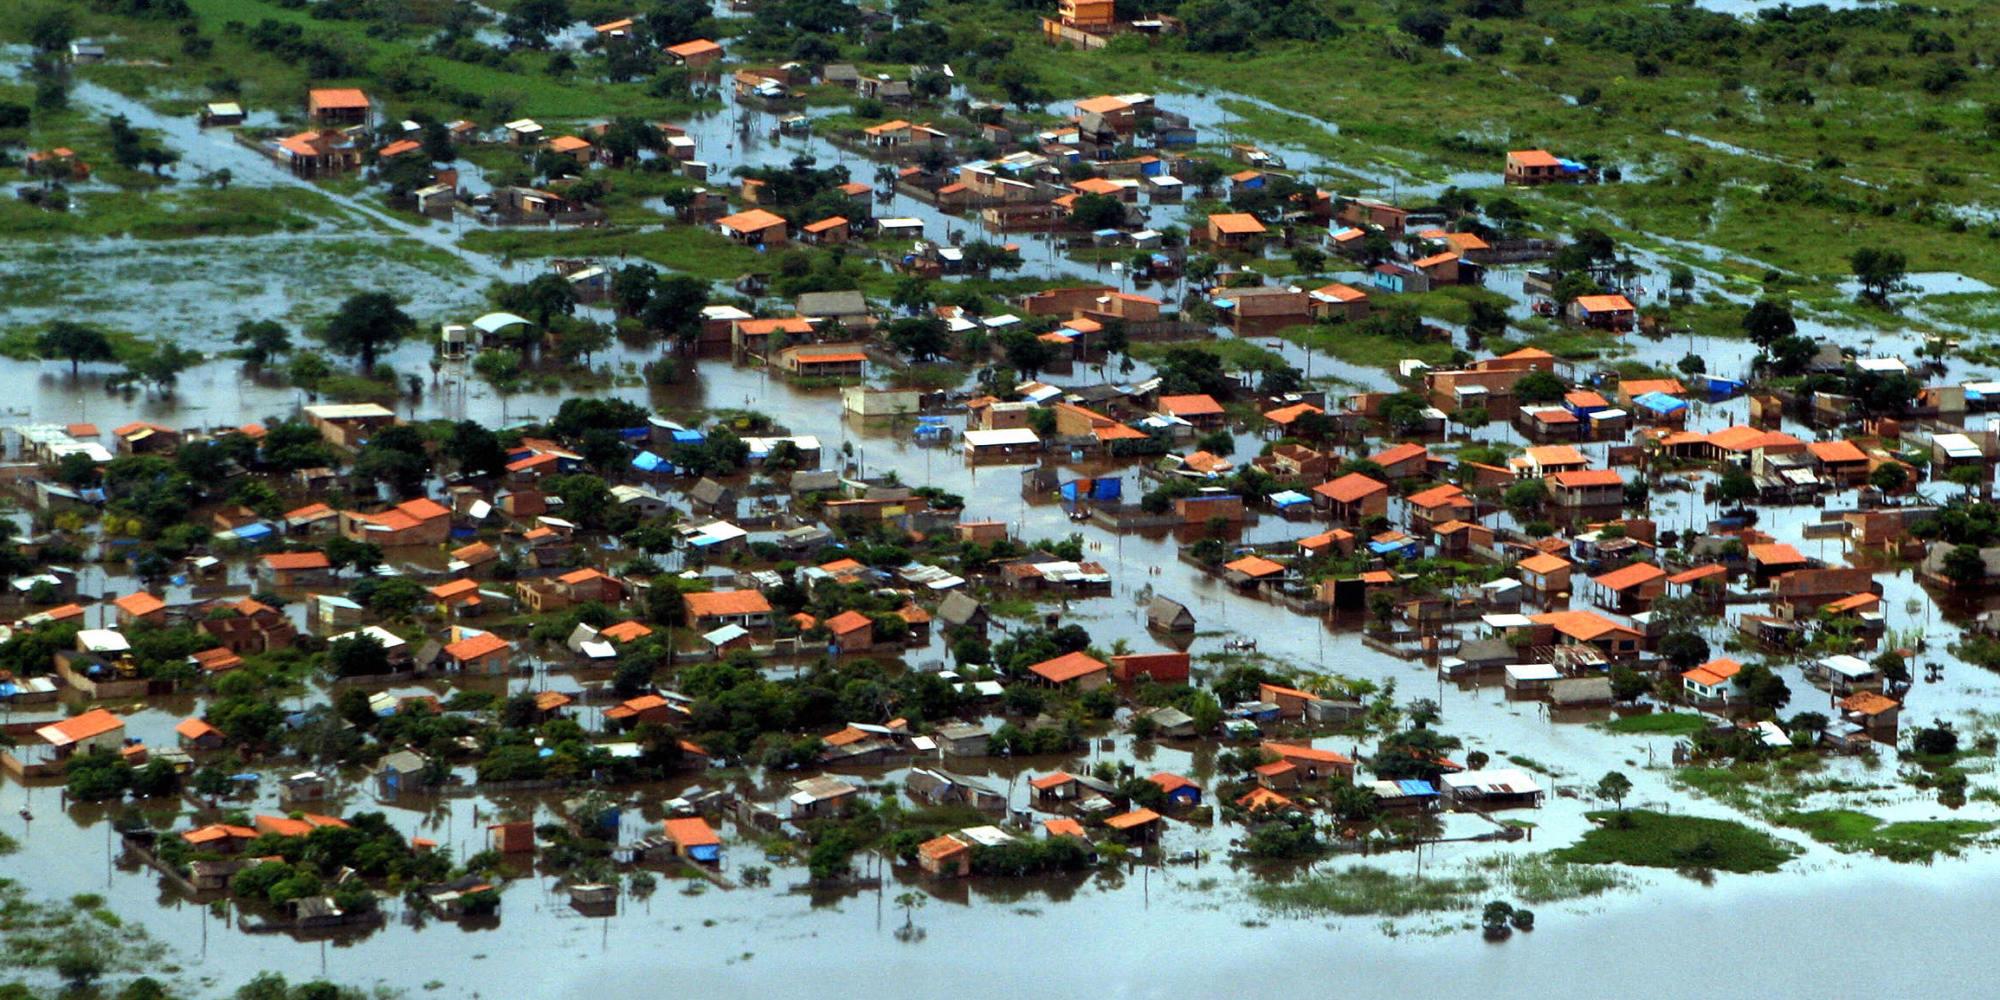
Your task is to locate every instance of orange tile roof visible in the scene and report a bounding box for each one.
[444,632,509,662]
[263,551,332,571]
[718,208,788,233]
[1148,772,1198,794]
[114,591,165,616]
[1518,552,1570,575]
[192,647,243,672]
[802,215,849,233]
[1104,808,1162,830]
[378,139,421,158]
[1840,691,1899,716]
[1620,378,1686,397]
[1509,149,1561,168]
[1369,442,1427,468]
[1263,741,1353,765]
[1236,787,1295,811]
[1223,555,1285,578]
[1158,394,1224,417]
[255,815,314,838]
[548,135,592,153]
[1592,561,1665,591]
[430,578,480,600]
[1029,651,1109,684]
[919,833,971,861]
[1807,440,1868,464]
[1407,484,1468,509]
[183,823,257,845]
[1824,592,1880,615]
[1666,563,1727,585]
[1683,657,1743,687]
[666,38,723,57]
[1265,402,1323,425]
[175,717,219,741]
[684,590,773,617]
[1574,294,1635,313]
[601,620,653,643]
[1208,212,1268,236]
[286,502,335,521]
[1550,469,1624,488]
[1748,542,1806,566]
[1030,772,1078,790]
[1075,95,1133,115]
[1531,610,1641,642]
[1044,817,1088,838]
[1314,473,1389,504]
[664,816,720,848]
[796,351,869,364]
[534,691,572,712]
[825,609,873,635]
[309,88,370,110]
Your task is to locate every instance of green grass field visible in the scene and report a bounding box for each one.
[1555,809,1798,874]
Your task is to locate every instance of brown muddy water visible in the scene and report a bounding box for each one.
[5,45,2000,1000]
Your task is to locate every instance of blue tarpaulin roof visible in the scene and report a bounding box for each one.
[1269,490,1311,507]
[1634,391,1688,414]
[671,429,705,444]
[1396,779,1438,797]
[231,522,274,542]
[1369,539,1412,555]
[632,451,668,472]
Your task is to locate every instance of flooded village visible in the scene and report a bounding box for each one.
[6,0,2000,997]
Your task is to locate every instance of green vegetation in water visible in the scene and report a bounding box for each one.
[1775,809,1998,864]
[1247,865,1489,918]
[1600,712,1708,737]
[1554,810,1799,874]
[1474,853,1633,905]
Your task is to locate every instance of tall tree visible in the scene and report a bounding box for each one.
[320,293,415,374]
[36,321,116,376]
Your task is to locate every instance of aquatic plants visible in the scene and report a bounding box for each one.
[1554,810,1798,874]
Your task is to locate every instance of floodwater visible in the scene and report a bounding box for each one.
[9,41,2000,1000]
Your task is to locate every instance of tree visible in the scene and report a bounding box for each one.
[642,275,709,347]
[1658,630,1710,669]
[610,264,658,316]
[1398,8,1452,45]
[1742,299,1796,350]
[1596,771,1633,815]
[1943,543,1988,586]
[474,349,524,417]
[1677,352,1706,377]
[1002,331,1057,380]
[1850,247,1907,304]
[1609,665,1649,703]
[1465,299,1507,346]
[1911,721,1959,757]
[504,0,573,47]
[54,948,105,990]
[36,321,116,376]
[497,274,578,331]
[1502,478,1549,514]
[233,319,291,365]
[1732,662,1791,714]
[1513,369,1566,404]
[320,292,415,374]
[1868,462,1907,494]
[1716,466,1758,503]
[116,342,199,397]
[1069,192,1127,230]
[444,420,508,477]
[886,317,952,362]
[1481,900,1515,939]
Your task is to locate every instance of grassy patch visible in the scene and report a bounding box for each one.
[1554,809,1798,874]
[1130,335,1286,372]
[1599,712,1708,737]
[1775,809,1997,863]
[1474,853,1632,905]
[1276,323,1454,372]
[1247,865,1489,918]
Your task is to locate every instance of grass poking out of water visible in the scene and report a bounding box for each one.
[1247,865,1489,919]
[1473,854,1632,905]
[1554,810,1798,875]
[1599,712,1708,737]
[1775,810,1998,864]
